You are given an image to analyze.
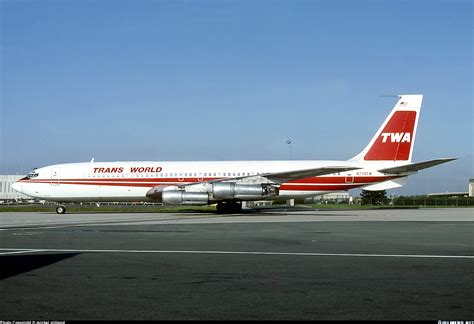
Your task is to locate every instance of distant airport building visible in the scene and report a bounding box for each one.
[307,192,350,202]
[0,175,31,201]
[427,178,473,198]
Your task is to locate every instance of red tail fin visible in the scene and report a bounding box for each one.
[351,95,422,162]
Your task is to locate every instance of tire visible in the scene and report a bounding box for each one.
[216,201,242,214]
[216,202,226,213]
[56,205,66,214]
[231,201,242,213]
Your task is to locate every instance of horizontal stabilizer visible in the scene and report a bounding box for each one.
[378,158,457,174]
[362,177,407,191]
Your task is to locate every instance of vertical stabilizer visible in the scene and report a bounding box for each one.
[350,95,422,163]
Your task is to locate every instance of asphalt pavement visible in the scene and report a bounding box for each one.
[1,208,473,320]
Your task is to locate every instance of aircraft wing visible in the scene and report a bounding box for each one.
[147,166,361,199]
[200,166,361,185]
[378,158,457,174]
[259,166,361,184]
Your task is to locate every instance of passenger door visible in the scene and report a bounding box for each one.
[51,167,60,186]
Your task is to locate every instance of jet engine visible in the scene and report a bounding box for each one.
[211,183,278,200]
[161,190,209,205]
[146,183,278,205]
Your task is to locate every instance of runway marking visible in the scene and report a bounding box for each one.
[0,215,222,231]
[0,249,45,255]
[0,248,473,259]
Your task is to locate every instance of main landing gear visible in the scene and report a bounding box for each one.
[216,201,242,213]
[56,205,67,214]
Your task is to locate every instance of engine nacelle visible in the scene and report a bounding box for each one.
[146,182,278,205]
[212,183,278,200]
[161,190,209,205]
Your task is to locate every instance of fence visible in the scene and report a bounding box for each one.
[392,196,474,207]
[315,196,474,207]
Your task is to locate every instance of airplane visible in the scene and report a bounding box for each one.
[12,94,456,214]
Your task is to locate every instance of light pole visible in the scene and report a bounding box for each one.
[285,139,294,207]
[286,139,292,160]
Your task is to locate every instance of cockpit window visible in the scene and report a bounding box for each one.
[27,172,39,178]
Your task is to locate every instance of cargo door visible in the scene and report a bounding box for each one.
[345,173,354,183]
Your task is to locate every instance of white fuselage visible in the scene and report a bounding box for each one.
[14,160,400,202]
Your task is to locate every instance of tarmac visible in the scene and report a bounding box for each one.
[0,207,473,320]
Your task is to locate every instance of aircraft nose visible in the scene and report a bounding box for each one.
[12,182,21,193]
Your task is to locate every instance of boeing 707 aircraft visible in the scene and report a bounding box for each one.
[12,94,456,213]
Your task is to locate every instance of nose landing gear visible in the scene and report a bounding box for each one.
[56,205,67,214]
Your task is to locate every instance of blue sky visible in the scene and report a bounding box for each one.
[1,0,472,195]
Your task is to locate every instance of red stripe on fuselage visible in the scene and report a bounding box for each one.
[18,175,399,190]
[21,177,220,183]
[280,184,363,191]
[288,176,398,184]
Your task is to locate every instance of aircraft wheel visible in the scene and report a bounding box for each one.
[231,201,242,213]
[216,201,242,214]
[216,202,226,213]
[56,205,67,214]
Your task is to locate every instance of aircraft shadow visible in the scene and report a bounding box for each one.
[176,206,320,214]
[0,253,80,280]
